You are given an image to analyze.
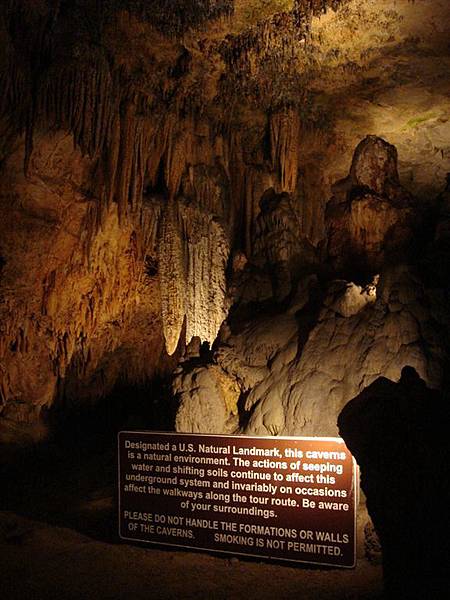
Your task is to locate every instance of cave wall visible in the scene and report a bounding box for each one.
[0,0,450,437]
[0,130,169,427]
[173,139,450,437]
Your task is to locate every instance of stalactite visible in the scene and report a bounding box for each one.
[158,196,230,355]
[141,200,163,259]
[125,0,234,37]
[116,99,136,222]
[164,120,189,199]
[105,112,122,207]
[228,129,246,251]
[0,61,28,124]
[181,204,229,347]
[0,0,358,422]
[270,108,301,193]
[146,116,171,188]
[2,43,159,230]
[159,199,186,355]
[244,167,276,258]
[181,164,231,228]
[252,188,303,269]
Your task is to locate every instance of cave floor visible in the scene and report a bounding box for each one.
[0,427,383,600]
[0,513,383,600]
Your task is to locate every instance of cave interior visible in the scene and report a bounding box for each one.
[1,1,450,598]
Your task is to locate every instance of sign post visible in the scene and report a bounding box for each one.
[118,432,357,568]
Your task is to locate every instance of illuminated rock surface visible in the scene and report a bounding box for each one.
[326,136,417,274]
[1,0,450,434]
[0,132,171,431]
[0,2,449,598]
[174,259,448,437]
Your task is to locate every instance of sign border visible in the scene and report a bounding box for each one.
[118,430,357,569]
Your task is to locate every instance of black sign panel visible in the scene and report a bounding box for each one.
[118,431,357,568]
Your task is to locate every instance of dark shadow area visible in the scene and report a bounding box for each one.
[338,367,450,600]
[0,376,174,544]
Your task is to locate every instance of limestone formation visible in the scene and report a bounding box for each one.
[0,1,450,442]
[326,136,417,275]
[0,132,169,426]
[269,108,301,194]
[1,7,450,600]
[245,263,447,437]
[159,200,187,356]
[159,198,230,355]
[252,189,305,301]
[174,260,448,437]
[181,203,230,348]
[173,364,239,434]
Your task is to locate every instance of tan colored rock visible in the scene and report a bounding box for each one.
[325,280,377,318]
[0,131,168,422]
[252,188,315,301]
[159,197,230,355]
[173,364,239,434]
[326,136,417,274]
[245,265,446,437]
[176,259,448,438]
[1,0,450,443]
[159,199,187,356]
[269,108,301,194]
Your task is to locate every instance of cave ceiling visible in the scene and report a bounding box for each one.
[1,0,450,436]
[1,0,450,196]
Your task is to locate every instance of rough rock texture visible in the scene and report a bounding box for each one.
[338,368,450,599]
[0,132,170,428]
[174,256,448,438]
[1,0,450,434]
[159,197,230,355]
[0,7,448,595]
[174,160,450,441]
[173,363,240,434]
[252,188,316,301]
[326,136,417,275]
[245,263,446,437]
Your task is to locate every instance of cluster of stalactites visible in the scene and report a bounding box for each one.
[270,108,301,194]
[159,197,229,355]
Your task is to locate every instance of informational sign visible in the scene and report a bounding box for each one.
[118,432,357,568]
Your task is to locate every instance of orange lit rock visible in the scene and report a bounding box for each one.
[1,0,450,441]
[326,136,417,275]
[0,132,169,425]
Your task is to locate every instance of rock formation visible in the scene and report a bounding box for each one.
[0,1,449,453]
[326,136,417,276]
[0,5,449,596]
[173,256,448,437]
[0,131,170,429]
[159,197,230,355]
[338,368,450,599]
[252,189,305,301]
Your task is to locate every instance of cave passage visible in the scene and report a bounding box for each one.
[1,1,450,598]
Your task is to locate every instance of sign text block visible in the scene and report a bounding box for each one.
[118,432,357,567]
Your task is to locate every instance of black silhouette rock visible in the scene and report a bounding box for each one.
[338,367,450,598]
